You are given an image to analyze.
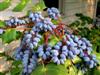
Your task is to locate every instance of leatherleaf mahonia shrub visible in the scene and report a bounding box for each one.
[0,7,99,75]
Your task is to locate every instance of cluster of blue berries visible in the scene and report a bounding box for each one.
[32,18,56,32]
[47,7,61,19]
[29,12,44,22]
[5,17,28,27]
[15,47,37,74]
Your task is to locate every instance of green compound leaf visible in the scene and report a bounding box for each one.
[95,53,100,65]
[12,60,22,67]
[49,35,60,47]
[51,20,59,25]
[10,67,22,75]
[0,0,11,11]
[1,29,16,43]
[10,60,22,75]
[85,67,100,75]
[64,59,72,67]
[0,21,6,28]
[1,29,21,43]
[93,68,100,75]
[68,66,77,75]
[38,35,44,45]
[31,65,46,75]
[31,63,67,75]
[46,63,67,75]
[64,57,82,68]
[0,72,5,75]
[72,56,82,64]
[13,0,30,12]
[77,70,83,75]
[32,0,46,11]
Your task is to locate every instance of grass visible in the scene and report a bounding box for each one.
[12,0,30,12]
[0,0,11,11]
